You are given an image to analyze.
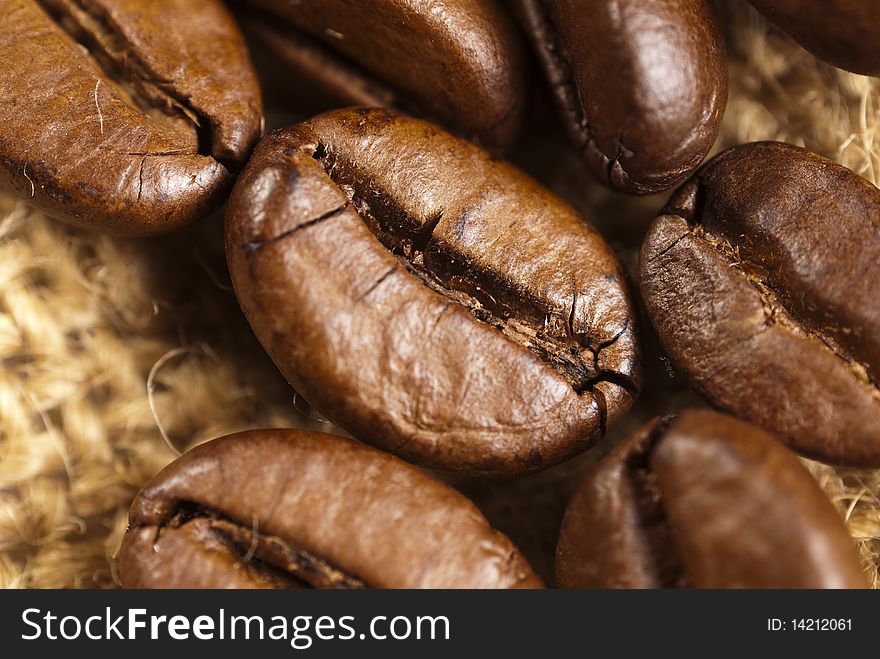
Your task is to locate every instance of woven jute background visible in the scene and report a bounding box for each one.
[1,1,879,588]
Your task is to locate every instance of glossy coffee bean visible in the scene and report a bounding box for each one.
[118,430,543,589]
[556,409,867,588]
[226,108,641,477]
[1,0,263,235]
[237,0,527,150]
[515,0,727,195]
[747,0,880,76]
[640,141,880,467]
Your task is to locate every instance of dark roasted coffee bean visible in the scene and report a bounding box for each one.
[640,141,880,467]
[556,409,867,588]
[747,0,880,76]
[235,0,527,150]
[515,0,727,195]
[118,429,543,589]
[226,108,641,477]
[0,0,263,235]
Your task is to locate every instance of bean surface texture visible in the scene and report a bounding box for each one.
[119,429,544,589]
[226,108,642,477]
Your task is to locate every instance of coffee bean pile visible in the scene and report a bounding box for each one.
[2,0,878,589]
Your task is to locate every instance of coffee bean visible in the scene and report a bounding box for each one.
[556,409,867,588]
[0,0,263,235]
[118,429,543,588]
[226,108,641,477]
[515,0,727,194]
[640,141,880,466]
[747,0,880,76]
[236,0,527,150]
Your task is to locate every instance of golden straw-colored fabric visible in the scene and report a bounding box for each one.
[1,1,878,588]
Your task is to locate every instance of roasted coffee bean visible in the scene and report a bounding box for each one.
[640,141,880,467]
[1,0,263,235]
[118,429,543,589]
[515,0,727,194]
[556,409,867,588]
[236,0,527,150]
[747,1,880,76]
[226,108,641,477]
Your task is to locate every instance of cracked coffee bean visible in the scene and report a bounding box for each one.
[515,0,727,195]
[226,107,642,477]
[235,0,527,150]
[640,141,880,467]
[746,1,880,76]
[556,409,867,588]
[1,0,263,235]
[118,429,543,589]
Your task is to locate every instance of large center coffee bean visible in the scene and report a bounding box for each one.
[0,0,263,235]
[118,430,543,589]
[515,0,727,194]
[556,409,867,588]
[640,142,880,467]
[236,0,527,150]
[746,1,880,76]
[226,108,641,477]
